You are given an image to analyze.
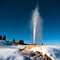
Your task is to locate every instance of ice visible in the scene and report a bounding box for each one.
[30,45,60,60]
[0,45,60,60]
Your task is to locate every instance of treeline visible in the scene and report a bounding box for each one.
[0,35,6,40]
[0,35,28,45]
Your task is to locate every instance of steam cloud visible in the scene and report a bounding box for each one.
[31,5,43,44]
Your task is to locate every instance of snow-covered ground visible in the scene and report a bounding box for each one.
[0,45,60,60]
[0,46,25,60]
[30,45,60,60]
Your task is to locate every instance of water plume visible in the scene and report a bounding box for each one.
[31,5,43,44]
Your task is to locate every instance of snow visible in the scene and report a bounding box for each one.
[0,45,25,60]
[15,45,26,49]
[30,45,60,60]
[0,45,60,60]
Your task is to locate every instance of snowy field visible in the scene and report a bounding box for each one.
[0,45,60,60]
[30,45,60,60]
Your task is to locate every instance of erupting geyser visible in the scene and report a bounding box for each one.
[31,5,43,44]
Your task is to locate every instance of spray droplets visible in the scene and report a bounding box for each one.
[31,5,43,44]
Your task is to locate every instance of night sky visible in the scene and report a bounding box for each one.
[0,0,60,45]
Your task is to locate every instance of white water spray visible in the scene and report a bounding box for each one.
[32,5,43,44]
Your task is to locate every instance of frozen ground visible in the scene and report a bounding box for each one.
[30,45,60,60]
[0,45,60,60]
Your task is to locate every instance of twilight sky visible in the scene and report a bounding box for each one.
[0,0,60,45]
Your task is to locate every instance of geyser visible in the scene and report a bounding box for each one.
[32,5,43,44]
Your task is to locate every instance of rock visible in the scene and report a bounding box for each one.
[35,51,43,57]
[44,54,52,60]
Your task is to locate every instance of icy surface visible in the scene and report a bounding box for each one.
[0,45,60,60]
[30,46,60,60]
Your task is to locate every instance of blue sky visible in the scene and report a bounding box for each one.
[0,0,60,45]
